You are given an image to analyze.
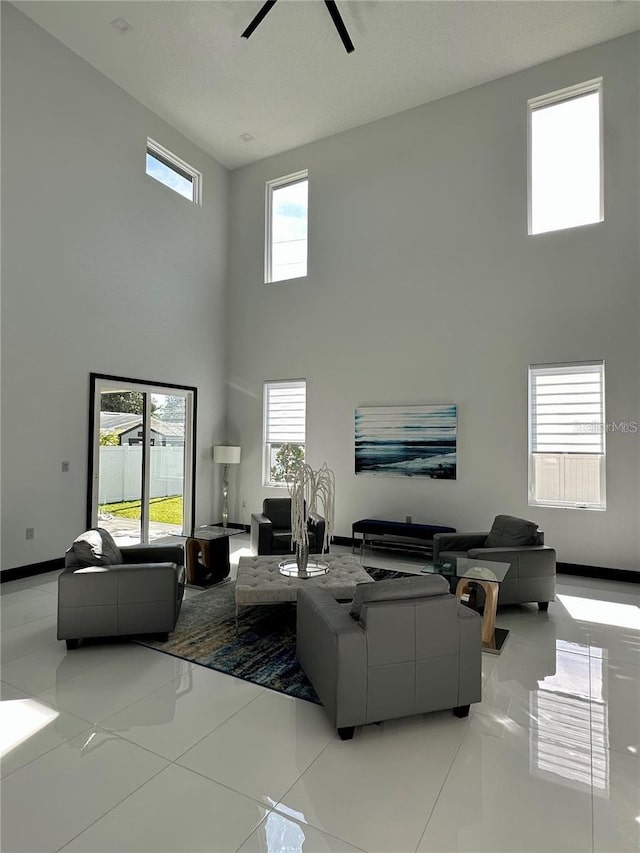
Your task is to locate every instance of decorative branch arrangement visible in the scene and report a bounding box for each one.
[288,462,335,557]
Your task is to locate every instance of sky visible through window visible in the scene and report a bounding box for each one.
[530,90,601,234]
[271,179,308,281]
[146,153,193,201]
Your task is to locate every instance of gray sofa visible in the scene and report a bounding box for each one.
[250,498,326,555]
[432,514,556,610]
[296,575,482,740]
[58,528,185,649]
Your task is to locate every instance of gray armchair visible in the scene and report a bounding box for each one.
[296,575,482,740]
[250,498,326,556]
[58,528,185,649]
[432,514,556,610]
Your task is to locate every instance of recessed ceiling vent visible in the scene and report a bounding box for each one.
[110,17,133,34]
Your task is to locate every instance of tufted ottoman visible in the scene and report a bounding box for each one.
[235,554,372,627]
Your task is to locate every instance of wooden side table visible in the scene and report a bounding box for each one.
[184,526,243,587]
[423,557,511,654]
[455,577,500,650]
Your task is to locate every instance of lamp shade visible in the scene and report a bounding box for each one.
[213,445,241,465]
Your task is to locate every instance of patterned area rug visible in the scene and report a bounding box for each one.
[135,567,412,704]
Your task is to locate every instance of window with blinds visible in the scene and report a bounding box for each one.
[528,362,605,509]
[263,380,306,486]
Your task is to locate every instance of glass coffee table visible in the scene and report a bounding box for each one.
[422,557,511,653]
[183,525,244,587]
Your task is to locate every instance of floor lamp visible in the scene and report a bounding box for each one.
[213,445,242,527]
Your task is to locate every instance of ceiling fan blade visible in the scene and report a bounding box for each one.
[241,0,278,40]
[324,0,355,53]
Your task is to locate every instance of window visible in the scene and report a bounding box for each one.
[146,138,201,204]
[265,171,308,283]
[528,78,603,235]
[263,380,306,486]
[528,361,605,509]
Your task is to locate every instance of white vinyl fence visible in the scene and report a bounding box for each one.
[99,445,184,504]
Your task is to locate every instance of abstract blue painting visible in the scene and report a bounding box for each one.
[355,404,457,479]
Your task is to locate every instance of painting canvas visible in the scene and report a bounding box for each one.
[355,404,457,479]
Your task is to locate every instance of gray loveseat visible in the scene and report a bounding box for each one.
[58,528,185,649]
[296,575,482,740]
[432,514,556,610]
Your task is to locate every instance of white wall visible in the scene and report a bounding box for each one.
[1,5,229,570]
[226,33,640,572]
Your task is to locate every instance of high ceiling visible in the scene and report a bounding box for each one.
[13,0,640,169]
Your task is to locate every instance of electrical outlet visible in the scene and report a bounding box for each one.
[26,527,35,540]
[61,461,70,472]
[241,500,247,509]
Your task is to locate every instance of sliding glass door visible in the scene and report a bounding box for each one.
[89,374,196,545]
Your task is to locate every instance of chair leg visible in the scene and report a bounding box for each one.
[453,705,470,718]
[65,639,80,650]
[338,726,355,740]
[538,601,549,612]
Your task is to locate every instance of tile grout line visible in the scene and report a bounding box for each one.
[0,722,96,782]
[1,614,60,662]
[38,643,199,727]
[169,686,266,764]
[166,692,336,813]
[411,717,473,853]
[162,756,284,815]
[265,732,365,847]
[53,761,171,853]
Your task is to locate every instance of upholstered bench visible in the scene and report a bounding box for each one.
[351,518,456,557]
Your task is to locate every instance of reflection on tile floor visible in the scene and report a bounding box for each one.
[1,536,639,852]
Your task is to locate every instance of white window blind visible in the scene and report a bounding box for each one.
[265,381,306,444]
[263,380,307,485]
[528,362,605,509]
[530,363,604,454]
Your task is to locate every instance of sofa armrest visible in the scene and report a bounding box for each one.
[433,532,488,560]
[121,544,183,565]
[468,545,556,576]
[468,544,554,559]
[250,513,273,554]
[109,561,179,573]
[456,604,482,706]
[296,586,367,729]
[307,512,326,553]
[250,513,273,555]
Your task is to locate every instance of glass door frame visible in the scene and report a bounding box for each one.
[87,372,197,541]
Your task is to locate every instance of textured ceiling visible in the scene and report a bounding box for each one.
[13,0,640,169]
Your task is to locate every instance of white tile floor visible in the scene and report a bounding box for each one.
[1,536,639,852]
